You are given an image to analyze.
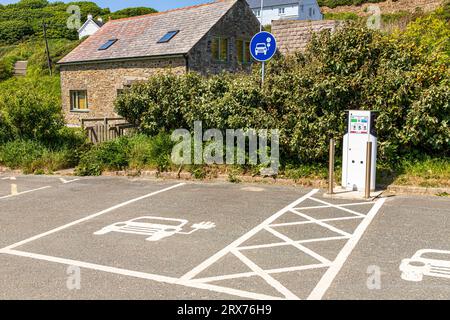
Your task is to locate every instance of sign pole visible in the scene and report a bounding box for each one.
[260,0,264,86]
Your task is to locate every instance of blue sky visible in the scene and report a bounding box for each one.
[0,0,211,12]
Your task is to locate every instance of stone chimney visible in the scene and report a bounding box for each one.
[97,17,103,23]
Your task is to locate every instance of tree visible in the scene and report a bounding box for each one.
[110,7,158,20]
[17,0,49,9]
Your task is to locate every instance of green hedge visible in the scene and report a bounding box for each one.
[116,22,449,167]
[75,133,174,176]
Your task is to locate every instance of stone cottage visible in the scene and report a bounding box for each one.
[58,0,260,126]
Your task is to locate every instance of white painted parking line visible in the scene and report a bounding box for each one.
[237,235,350,251]
[1,249,282,300]
[231,249,299,300]
[192,263,330,283]
[307,197,366,217]
[0,186,386,300]
[295,202,373,211]
[0,186,51,200]
[264,226,332,265]
[307,198,386,300]
[59,178,80,184]
[269,215,363,228]
[289,209,352,237]
[0,183,186,251]
[181,191,384,300]
[180,189,321,281]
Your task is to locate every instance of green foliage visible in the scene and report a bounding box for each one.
[397,13,450,65]
[0,1,157,45]
[402,84,450,154]
[323,12,359,21]
[317,0,385,8]
[110,7,157,20]
[0,139,79,174]
[117,21,450,167]
[0,59,13,80]
[0,20,34,44]
[0,76,63,143]
[0,38,80,81]
[75,133,174,176]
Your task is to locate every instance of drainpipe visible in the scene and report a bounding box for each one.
[184,54,190,73]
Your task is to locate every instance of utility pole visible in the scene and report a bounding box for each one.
[42,21,52,76]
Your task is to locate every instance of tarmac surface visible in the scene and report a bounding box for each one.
[0,174,449,300]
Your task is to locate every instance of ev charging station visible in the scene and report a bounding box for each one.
[342,110,377,192]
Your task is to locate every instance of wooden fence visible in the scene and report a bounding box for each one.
[81,117,136,144]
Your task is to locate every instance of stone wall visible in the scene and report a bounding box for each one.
[60,57,186,126]
[188,0,261,74]
[272,20,342,55]
[321,0,444,16]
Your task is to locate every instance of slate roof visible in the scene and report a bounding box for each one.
[246,0,299,9]
[59,0,237,64]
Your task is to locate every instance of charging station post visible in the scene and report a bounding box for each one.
[342,110,377,193]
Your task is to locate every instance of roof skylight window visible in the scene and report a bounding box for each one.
[98,39,118,51]
[157,30,179,43]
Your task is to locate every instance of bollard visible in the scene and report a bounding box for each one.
[365,141,373,199]
[328,138,335,195]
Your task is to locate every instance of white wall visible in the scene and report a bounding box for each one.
[79,21,100,39]
[252,0,323,25]
[254,5,298,25]
[298,0,323,21]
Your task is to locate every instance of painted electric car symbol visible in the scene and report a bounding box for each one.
[94,216,216,241]
[255,43,268,55]
[400,249,450,282]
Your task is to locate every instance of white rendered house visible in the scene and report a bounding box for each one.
[247,0,323,25]
[78,14,104,39]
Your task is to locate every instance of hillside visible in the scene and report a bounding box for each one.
[0,0,157,45]
[322,0,445,16]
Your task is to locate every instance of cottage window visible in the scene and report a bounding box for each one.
[70,90,88,111]
[309,8,313,17]
[278,7,285,15]
[236,39,251,64]
[212,37,229,62]
[254,9,261,17]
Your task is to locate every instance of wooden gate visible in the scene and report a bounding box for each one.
[81,117,136,144]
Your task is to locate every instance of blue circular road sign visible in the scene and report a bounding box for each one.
[250,31,277,62]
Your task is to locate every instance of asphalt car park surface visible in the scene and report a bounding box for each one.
[0,174,449,300]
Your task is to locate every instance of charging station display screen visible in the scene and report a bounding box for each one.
[350,115,369,134]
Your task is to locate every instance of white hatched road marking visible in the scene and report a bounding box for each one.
[307,198,386,300]
[288,208,352,237]
[0,186,385,300]
[264,226,332,265]
[269,215,363,228]
[232,249,299,299]
[308,197,366,217]
[180,189,321,281]
[182,191,384,300]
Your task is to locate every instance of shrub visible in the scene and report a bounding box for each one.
[324,12,359,21]
[0,140,77,174]
[0,20,34,44]
[116,22,450,167]
[0,76,63,143]
[75,133,174,176]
